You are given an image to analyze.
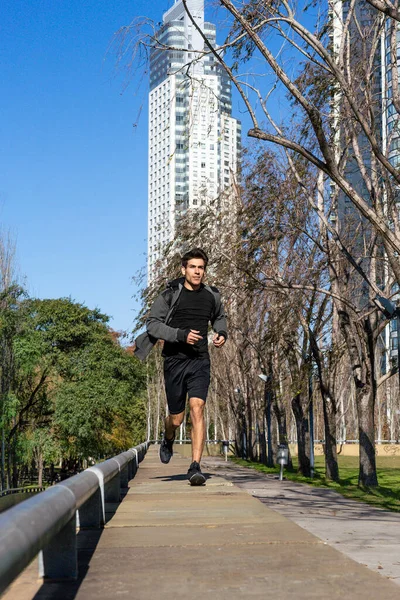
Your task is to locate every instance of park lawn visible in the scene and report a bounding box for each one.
[231,454,400,513]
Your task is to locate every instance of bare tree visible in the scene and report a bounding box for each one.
[119,1,400,485]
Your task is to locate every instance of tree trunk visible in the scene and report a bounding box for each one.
[271,407,278,466]
[264,382,274,467]
[6,440,12,489]
[219,414,226,441]
[1,425,5,491]
[357,385,378,486]
[146,366,152,441]
[338,310,378,487]
[6,433,18,489]
[322,394,339,481]
[309,326,339,481]
[12,442,18,489]
[155,387,161,441]
[245,395,253,460]
[38,453,44,487]
[292,394,311,477]
[234,413,245,459]
[49,462,55,484]
[259,418,267,464]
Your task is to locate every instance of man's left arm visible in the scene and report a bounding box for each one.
[211,293,227,348]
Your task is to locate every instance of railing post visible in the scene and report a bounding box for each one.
[132,449,138,476]
[86,467,106,525]
[120,465,129,488]
[127,457,133,480]
[39,514,78,581]
[105,472,120,503]
[126,449,136,480]
[78,487,102,529]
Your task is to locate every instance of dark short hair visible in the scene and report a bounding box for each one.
[181,247,209,268]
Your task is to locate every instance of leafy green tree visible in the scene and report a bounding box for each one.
[5,297,146,486]
[0,285,28,488]
[54,329,146,459]
[25,427,60,486]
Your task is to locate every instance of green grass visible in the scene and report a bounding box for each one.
[230,454,400,513]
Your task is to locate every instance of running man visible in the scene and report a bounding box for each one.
[134,248,227,485]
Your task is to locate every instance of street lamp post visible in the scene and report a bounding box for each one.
[374,295,400,391]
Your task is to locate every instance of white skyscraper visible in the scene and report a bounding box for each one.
[147,0,241,281]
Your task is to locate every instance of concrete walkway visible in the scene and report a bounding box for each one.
[3,446,400,599]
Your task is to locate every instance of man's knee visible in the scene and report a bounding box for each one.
[168,412,184,428]
[190,398,205,422]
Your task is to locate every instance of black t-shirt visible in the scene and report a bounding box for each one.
[163,285,215,359]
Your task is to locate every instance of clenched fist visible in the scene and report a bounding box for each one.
[186,330,203,345]
[213,333,225,348]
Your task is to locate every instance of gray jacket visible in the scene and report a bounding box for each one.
[134,277,228,361]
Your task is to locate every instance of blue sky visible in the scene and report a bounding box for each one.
[0,0,174,335]
[1,0,305,335]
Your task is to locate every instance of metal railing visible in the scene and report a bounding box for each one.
[0,486,46,515]
[152,438,235,445]
[0,442,148,595]
[0,486,45,498]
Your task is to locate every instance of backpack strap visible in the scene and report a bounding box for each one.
[162,287,174,307]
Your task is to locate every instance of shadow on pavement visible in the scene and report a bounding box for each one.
[152,473,188,481]
[31,487,131,600]
[31,530,101,600]
[204,460,400,523]
[152,472,212,482]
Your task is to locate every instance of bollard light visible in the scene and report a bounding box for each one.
[277,444,289,481]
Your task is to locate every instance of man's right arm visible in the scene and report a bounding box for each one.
[146,291,188,343]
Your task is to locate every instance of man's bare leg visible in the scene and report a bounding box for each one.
[189,397,206,463]
[164,410,184,441]
[187,397,206,485]
[160,410,184,464]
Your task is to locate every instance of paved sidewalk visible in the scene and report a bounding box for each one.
[203,456,400,585]
[3,446,400,599]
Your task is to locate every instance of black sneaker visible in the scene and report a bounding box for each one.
[159,434,174,464]
[187,461,206,486]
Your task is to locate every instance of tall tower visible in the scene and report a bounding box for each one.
[147,0,241,281]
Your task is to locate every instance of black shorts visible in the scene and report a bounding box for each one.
[163,357,211,415]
